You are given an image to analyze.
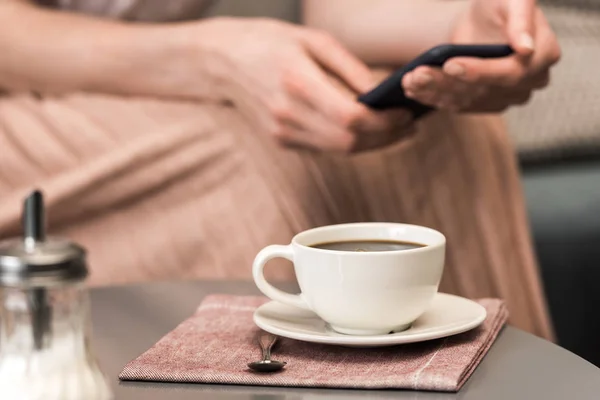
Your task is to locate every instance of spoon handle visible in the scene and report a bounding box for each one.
[257,331,278,361]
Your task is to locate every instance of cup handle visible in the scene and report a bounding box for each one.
[252,244,310,310]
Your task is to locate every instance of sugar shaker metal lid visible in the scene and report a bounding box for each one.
[0,190,88,287]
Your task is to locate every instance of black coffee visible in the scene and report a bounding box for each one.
[310,239,425,252]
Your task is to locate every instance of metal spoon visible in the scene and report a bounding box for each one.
[247,331,286,372]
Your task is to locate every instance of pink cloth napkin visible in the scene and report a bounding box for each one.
[119,295,508,392]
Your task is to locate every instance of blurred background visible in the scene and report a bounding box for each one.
[506,0,600,367]
[204,0,600,366]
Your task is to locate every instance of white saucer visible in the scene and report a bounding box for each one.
[253,293,487,348]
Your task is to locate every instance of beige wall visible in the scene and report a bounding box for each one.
[204,0,300,22]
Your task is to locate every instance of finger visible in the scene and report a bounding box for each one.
[463,90,532,113]
[282,56,360,120]
[512,68,550,92]
[523,11,561,74]
[505,0,536,55]
[528,71,550,89]
[534,10,561,67]
[403,67,438,92]
[286,56,398,136]
[276,110,356,153]
[351,109,416,152]
[352,108,413,135]
[301,28,375,94]
[435,94,469,112]
[462,99,510,113]
[432,86,478,111]
[404,67,473,107]
[276,125,330,153]
[278,122,355,153]
[269,75,358,152]
[348,108,402,135]
[381,109,414,130]
[446,9,559,87]
[408,66,472,94]
[510,90,533,106]
[275,95,357,152]
[403,67,446,106]
[443,56,527,86]
[405,87,442,108]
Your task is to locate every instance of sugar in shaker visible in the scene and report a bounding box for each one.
[0,190,112,400]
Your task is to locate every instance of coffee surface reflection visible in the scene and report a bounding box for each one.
[310,240,425,252]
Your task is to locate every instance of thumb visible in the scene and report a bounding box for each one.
[505,0,536,55]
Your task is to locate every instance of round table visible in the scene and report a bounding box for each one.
[90,281,600,399]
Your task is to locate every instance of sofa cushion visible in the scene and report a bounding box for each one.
[506,4,600,163]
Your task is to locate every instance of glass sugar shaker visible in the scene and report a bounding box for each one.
[0,190,112,400]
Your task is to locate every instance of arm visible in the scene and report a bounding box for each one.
[0,1,213,98]
[0,2,412,153]
[302,0,467,66]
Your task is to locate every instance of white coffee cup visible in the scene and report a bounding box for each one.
[252,222,445,336]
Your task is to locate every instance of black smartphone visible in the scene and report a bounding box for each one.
[358,44,514,118]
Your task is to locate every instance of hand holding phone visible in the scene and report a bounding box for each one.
[358,44,514,118]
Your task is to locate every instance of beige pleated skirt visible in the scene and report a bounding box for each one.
[0,92,554,340]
